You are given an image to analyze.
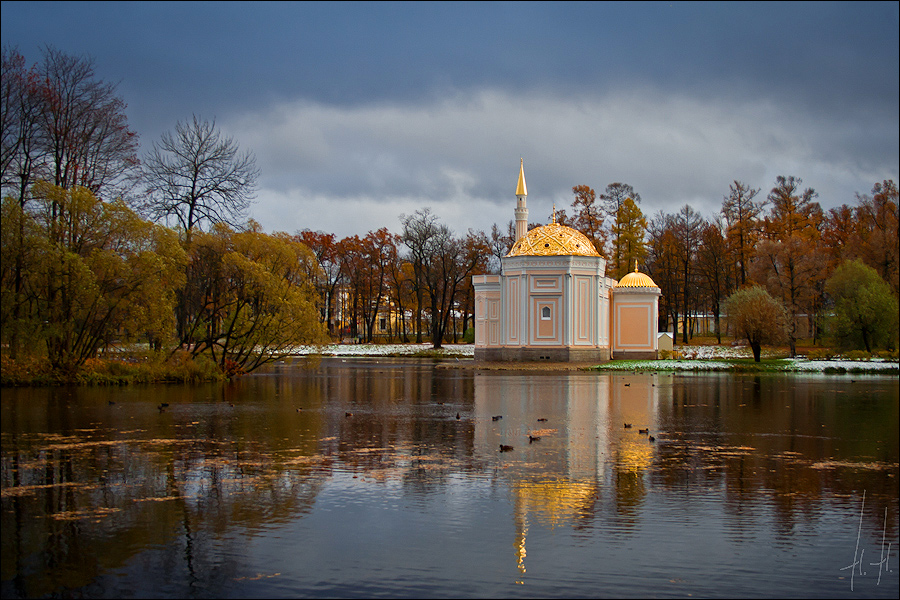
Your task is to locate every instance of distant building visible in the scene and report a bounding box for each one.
[472,160,661,361]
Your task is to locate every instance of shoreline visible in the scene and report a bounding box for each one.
[3,344,897,387]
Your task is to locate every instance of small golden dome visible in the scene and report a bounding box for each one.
[616,267,658,288]
[506,222,601,257]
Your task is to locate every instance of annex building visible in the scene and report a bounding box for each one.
[472,160,661,362]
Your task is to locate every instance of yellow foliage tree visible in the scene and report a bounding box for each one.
[1,183,186,372]
[725,285,789,362]
[180,223,327,374]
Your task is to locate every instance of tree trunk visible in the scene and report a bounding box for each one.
[415,286,423,343]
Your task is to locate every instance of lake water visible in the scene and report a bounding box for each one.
[1,358,898,598]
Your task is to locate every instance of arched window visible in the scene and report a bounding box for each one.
[541,306,551,320]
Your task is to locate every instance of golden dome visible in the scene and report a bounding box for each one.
[616,267,658,288]
[507,222,601,257]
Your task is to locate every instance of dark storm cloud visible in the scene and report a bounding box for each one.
[2,1,897,237]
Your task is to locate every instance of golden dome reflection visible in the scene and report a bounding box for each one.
[506,222,601,257]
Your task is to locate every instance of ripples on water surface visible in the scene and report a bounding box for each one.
[1,358,898,598]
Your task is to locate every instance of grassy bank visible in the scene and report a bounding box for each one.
[1,352,226,387]
[591,356,899,374]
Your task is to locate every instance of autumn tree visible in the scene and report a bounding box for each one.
[0,183,185,372]
[825,259,898,352]
[764,175,821,239]
[610,196,648,279]
[2,47,140,357]
[721,180,763,286]
[820,203,861,274]
[600,182,641,216]
[141,115,259,243]
[553,208,572,227]
[457,228,491,340]
[646,211,682,339]
[725,285,789,362]
[356,228,396,342]
[401,209,479,348]
[855,180,899,296]
[696,219,734,342]
[2,47,40,358]
[673,204,704,343]
[570,185,607,257]
[294,230,342,333]
[335,235,366,340]
[386,246,416,342]
[178,223,326,373]
[600,182,640,269]
[401,208,441,343]
[753,175,823,356]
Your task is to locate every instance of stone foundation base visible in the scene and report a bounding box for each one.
[475,347,611,363]
[612,350,659,360]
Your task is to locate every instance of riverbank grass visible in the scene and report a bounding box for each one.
[1,351,225,386]
[591,356,898,374]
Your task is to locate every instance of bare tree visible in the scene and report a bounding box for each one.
[401,208,480,348]
[488,222,513,273]
[401,208,441,343]
[696,219,734,342]
[3,46,140,204]
[2,47,40,206]
[37,47,140,199]
[142,115,258,242]
[674,204,704,343]
[600,182,641,216]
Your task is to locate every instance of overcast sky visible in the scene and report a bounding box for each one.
[3,1,898,239]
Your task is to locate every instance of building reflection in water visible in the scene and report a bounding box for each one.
[473,372,666,575]
[2,366,896,597]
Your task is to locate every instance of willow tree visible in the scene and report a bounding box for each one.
[179,223,326,374]
[1,183,186,372]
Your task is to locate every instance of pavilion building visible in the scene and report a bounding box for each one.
[472,160,661,362]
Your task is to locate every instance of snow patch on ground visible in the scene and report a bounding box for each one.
[291,343,897,373]
[292,343,474,357]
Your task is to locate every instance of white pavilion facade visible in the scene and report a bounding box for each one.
[472,160,661,362]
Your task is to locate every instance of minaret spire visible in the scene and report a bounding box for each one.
[514,158,528,242]
[516,158,527,197]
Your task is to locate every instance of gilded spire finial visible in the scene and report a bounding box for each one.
[552,203,557,224]
[516,158,527,197]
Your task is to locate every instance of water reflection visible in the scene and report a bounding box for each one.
[1,360,898,598]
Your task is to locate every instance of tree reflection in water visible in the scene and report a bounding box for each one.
[1,360,897,598]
